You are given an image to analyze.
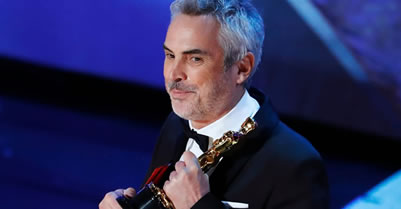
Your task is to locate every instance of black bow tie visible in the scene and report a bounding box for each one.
[182,121,209,152]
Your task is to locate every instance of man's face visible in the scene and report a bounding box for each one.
[163,14,238,123]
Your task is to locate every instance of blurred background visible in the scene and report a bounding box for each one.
[0,0,400,208]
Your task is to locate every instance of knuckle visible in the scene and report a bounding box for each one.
[175,161,185,170]
[174,162,180,169]
[169,171,176,180]
[163,181,170,191]
[104,192,113,199]
[124,187,136,196]
[105,192,117,201]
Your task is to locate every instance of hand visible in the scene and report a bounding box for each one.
[99,187,136,209]
[163,151,210,209]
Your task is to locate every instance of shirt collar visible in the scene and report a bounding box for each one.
[189,90,260,141]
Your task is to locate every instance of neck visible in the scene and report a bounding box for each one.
[190,88,245,129]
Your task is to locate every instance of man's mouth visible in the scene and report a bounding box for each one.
[169,88,195,99]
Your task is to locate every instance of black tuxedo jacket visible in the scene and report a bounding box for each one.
[144,88,329,209]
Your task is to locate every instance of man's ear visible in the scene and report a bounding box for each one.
[235,52,255,85]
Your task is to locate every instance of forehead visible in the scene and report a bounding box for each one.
[164,14,223,54]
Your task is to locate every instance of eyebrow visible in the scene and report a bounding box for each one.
[163,44,173,53]
[163,44,209,56]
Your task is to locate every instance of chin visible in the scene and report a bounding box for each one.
[172,102,189,119]
[173,110,192,121]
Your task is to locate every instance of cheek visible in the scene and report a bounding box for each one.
[191,74,211,92]
[163,58,175,80]
[196,74,221,98]
[163,63,169,79]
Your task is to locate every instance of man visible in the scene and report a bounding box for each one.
[99,0,329,208]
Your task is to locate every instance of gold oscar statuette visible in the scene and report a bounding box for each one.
[117,117,257,209]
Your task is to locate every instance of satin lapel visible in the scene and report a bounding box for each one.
[170,132,188,163]
[170,119,191,163]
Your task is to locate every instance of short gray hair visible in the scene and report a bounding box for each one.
[170,0,265,87]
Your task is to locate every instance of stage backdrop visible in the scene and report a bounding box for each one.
[0,0,170,87]
[1,0,400,139]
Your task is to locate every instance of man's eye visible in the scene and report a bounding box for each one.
[190,57,202,62]
[165,53,175,59]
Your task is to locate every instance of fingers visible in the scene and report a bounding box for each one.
[99,189,123,209]
[169,170,178,181]
[162,152,210,209]
[163,180,170,190]
[182,151,200,169]
[123,187,136,199]
[114,189,124,197]
[171,160,187,181]
[164,179,171,188]
[165,151,203,187]
[164,151,201,189]
[175,160,186,172]
[99,188,136,209]
[168,161,185,184]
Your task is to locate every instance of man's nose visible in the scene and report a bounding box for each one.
[169,61,187,82]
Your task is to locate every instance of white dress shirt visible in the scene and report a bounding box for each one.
[180,90,260,160]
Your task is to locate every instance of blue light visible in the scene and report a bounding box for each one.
[343,169,401,209]
[288,0,368,82]
[0,0,173,87]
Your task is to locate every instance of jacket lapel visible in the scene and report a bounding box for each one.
[170,118,192,163]
[171,132,188,163]
[209,88,279,197]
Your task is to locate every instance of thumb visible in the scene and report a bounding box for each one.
[124,187,136,198]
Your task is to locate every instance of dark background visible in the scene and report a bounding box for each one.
[0,0,400,208]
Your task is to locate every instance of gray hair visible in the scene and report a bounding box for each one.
[170,0,265,87]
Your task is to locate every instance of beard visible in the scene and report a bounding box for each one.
[166,75,231,121]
